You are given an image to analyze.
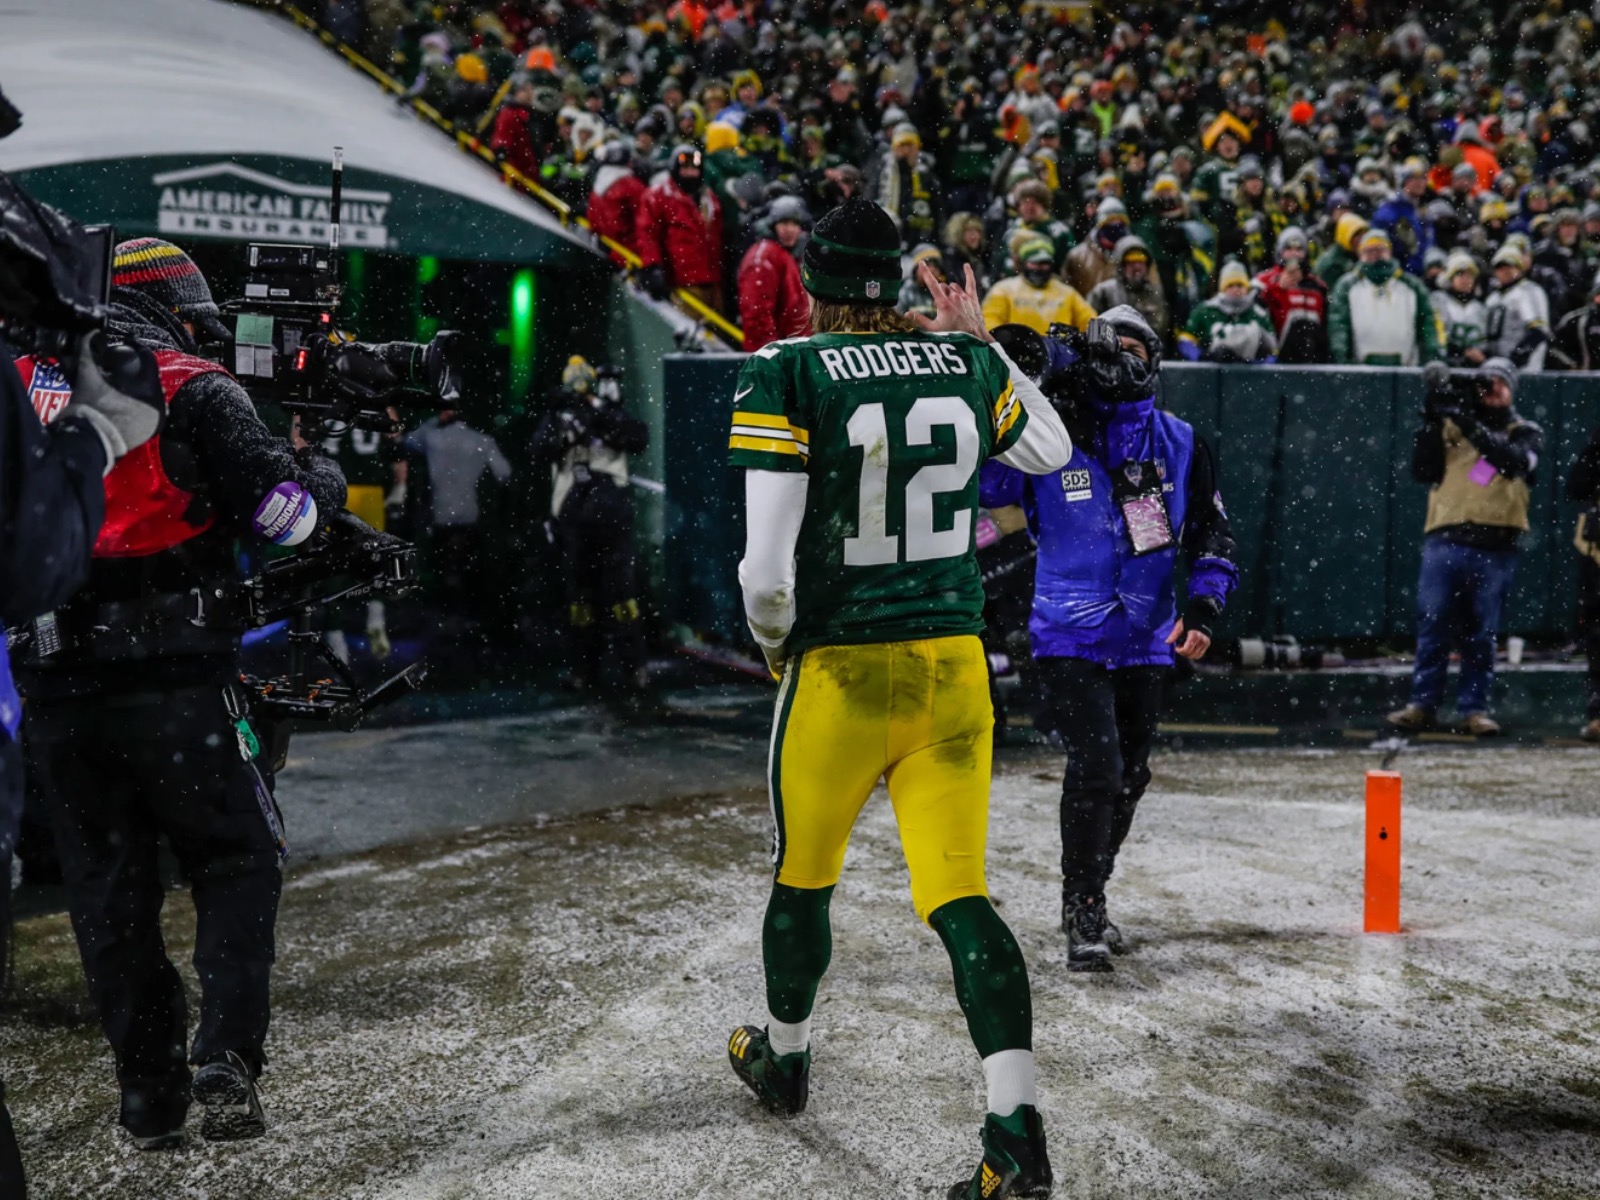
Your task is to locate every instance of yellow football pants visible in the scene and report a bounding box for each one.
[768,635,995,923]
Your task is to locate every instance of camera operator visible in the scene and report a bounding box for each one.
[980,307,1238,973]
[1568,421,1600,742]
[13,237,347,1148]
[0,154,167,1194]
[1387,358,1542,737]
[532,355,649,700]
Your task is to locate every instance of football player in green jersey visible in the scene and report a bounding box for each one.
[725,198,1074,1200]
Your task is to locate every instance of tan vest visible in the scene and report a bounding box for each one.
[1424,417,1531,535]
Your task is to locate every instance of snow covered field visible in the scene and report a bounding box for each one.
[7,745,1599,1199]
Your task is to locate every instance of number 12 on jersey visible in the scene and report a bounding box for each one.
[842,396,980,567]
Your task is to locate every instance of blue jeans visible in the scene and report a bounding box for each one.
[1409,536,1519,716]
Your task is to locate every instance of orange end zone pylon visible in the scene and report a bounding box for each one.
[1364,770,1402,933]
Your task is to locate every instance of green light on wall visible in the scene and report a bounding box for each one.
[509,268,536,402]
[415,255,440,343]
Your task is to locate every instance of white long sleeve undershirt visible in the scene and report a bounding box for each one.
[739,470,810,663]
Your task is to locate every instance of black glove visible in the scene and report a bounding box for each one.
[641,265,670,300]
[61,332,164,467]
[1082,317,1122,362]
[1182,596,1223,640]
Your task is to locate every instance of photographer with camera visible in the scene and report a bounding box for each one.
[1387,358,1542,737]
[533,355,649,700]
[979,307,1238,973]
[13,237,347,1149]
[0,151,169,1194]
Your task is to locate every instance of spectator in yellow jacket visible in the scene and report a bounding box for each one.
[980,236,1097,335]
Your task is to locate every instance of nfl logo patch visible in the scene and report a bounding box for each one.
[866,280,880,299]
[27,362,74,426]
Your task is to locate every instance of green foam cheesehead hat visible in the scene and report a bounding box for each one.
[801,197,903,306]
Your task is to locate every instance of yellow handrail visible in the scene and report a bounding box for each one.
[475,77,515,136]
[279,4,743,347]
[673,290,748,344]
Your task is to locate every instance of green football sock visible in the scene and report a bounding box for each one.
[929,895,1033,1059]
[763,882,835,1024]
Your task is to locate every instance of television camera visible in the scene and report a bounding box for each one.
[1421,360,1498,421]
[0,170,115,357]
[202,239,461,437]
[192,153,460,754]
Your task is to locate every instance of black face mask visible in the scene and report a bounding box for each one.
[1087,349,1156,402]
[674,170,703,195]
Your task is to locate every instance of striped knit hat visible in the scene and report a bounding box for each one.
[112,237,220,322]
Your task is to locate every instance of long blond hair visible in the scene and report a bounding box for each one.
[809,300,918,335]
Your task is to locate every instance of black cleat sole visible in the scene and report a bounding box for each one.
[193,1066,265,1141]
[733,1068,806,1118]
[128,1129,185,1151]
[1066,955,1114,974]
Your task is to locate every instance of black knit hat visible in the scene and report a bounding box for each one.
[801,198,902,306]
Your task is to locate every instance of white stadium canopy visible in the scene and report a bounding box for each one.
[0,0,596,263]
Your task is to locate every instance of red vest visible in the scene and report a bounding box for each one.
[14,349,228,558]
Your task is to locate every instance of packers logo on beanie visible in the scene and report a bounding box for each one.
[112,237,221,323]
[801,198,903,306]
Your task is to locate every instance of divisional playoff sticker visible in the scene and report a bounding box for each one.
[252,481,318,546]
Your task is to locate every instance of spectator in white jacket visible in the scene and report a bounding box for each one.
[1485,244,1552,372]
[1328,227,1442,365]
[1432,252,1490,367]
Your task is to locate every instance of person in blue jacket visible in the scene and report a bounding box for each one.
[981,306,1239,973]
[1370,161,1436,278]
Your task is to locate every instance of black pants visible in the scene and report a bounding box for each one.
[557,481,642,688]
[1582,559,1600,721]
[431,524,484,616]
[26,683,283,1100]
[16,730,59,886]
[1037,657,1167,900]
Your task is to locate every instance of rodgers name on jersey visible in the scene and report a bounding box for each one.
[728,331,1026,652]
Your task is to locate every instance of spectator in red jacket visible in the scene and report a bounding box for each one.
[489,74,542,181]
[738,196,812,351]
[1253,226,1329,362]
[636,145,724,315]
[587,141,647,266]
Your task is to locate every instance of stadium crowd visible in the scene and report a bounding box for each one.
[309,0,1600,364]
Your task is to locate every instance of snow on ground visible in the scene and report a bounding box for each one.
[7,746,1600,1199]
